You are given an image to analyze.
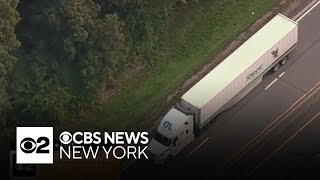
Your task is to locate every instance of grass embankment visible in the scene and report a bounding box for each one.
[91,0,279,131]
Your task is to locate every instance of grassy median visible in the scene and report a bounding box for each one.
[91,0,279,131]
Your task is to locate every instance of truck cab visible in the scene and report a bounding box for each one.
[147,108,195,164]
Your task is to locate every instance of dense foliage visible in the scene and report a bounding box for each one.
[1,0,193,129]
[0,0,20,133]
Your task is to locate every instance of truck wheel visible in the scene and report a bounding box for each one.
[272,63,280,72]
[280,56,288,66]
[165,155,172,164]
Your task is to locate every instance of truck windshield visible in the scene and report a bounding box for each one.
[154,131,171,147]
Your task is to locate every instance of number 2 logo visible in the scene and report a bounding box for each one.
[20,137,50,154]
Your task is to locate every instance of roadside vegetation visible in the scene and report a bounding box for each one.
[0,0,278,137]
[92,0,279,131]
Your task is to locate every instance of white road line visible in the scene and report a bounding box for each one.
[278,71,286,78]
[296,0,320,22]
[265,78,278,91]
[188,137,210,157]
[293,0,320,21]
[123,159,136,170]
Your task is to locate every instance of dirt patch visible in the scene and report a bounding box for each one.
[133,0,315,132]
[100,80,117,103]
[100,60,146,104]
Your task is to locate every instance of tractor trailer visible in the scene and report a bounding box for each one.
[147,14,298,164]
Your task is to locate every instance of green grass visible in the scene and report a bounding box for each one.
[91,0,279,131]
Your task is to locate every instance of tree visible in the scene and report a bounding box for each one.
[0,0,20,114]
[7,0,126,125]
[0,0,20,138]
[4,0,197,129]
[60,0,126,94]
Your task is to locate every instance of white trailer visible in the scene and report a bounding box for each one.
[147,14,298,164]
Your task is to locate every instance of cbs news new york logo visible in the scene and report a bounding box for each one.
[16,127,149,164]
[16,127,53,164]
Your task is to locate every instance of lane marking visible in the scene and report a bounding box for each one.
[188,137,210,157]
[215,2,320,175]
[240,81,320,156]
[239,81,320,155]
[215,81,320,177]
[123,159,136,170]
[265,78,278,90]
[248,112,320,176]
[278,71,286,78]
[293,0,320,21]
[296,0,320,22]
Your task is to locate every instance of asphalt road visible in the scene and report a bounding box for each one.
[123,2,320,180]
[215,86,320,179]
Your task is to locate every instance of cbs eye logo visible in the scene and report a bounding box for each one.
[16,127,53,164]
[59,131,72,144]
[20,137,50,154]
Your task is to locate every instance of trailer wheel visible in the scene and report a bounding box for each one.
[280,56,288,66]
[272,63,280,72]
